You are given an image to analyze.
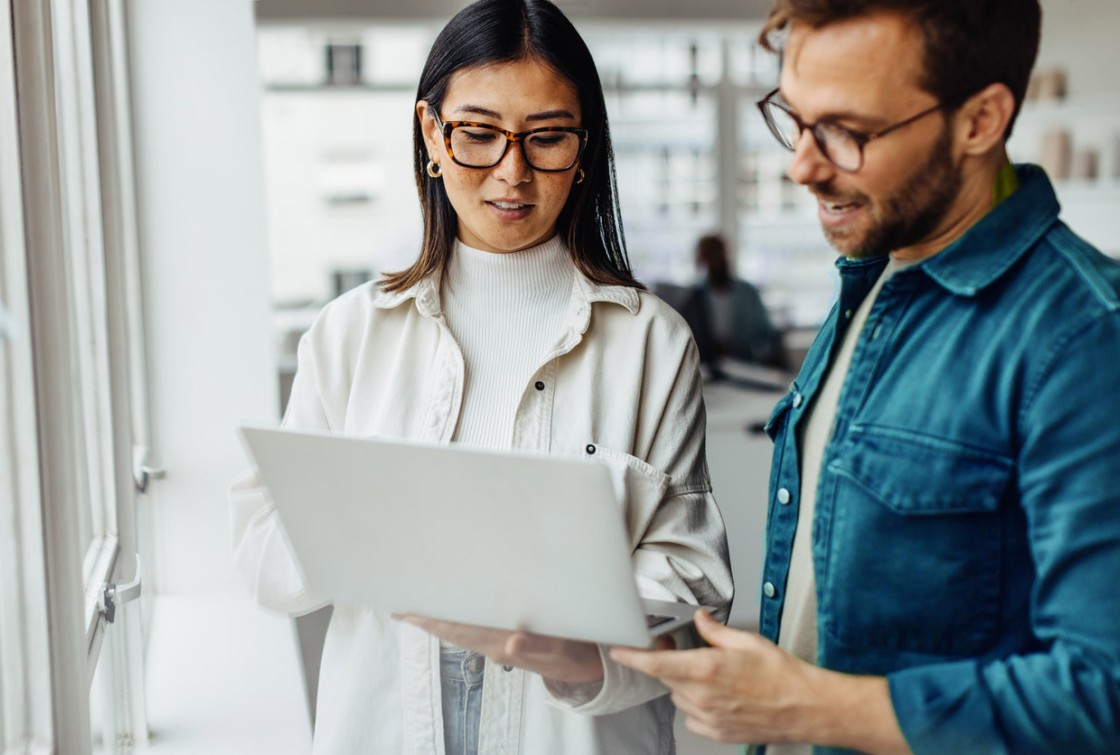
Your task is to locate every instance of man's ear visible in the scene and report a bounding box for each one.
[954,82,1017,157]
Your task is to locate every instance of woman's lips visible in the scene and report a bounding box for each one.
[487,200,534,220]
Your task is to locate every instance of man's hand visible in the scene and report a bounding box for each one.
[610,610,910,754]
[394,614,604,684]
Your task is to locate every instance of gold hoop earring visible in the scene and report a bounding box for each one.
[427,160,442,179]
[575,168,585,185]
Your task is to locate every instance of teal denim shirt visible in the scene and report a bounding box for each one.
[759,165,1120,754]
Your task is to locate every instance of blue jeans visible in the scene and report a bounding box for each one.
[440,647,485,755]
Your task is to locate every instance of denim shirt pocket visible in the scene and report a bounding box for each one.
[822,425,1011,659]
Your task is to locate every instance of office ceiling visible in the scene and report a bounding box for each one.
[255,0,775,24]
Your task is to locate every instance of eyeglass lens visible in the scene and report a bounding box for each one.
[762,102,863,172]
[450,126,582,170]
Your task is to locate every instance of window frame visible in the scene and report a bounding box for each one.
[3,0,149,751]
[0,0,57,748]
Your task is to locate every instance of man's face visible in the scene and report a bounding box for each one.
[778,12,964,259]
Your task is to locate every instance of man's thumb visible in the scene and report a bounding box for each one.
[694,608,751,649]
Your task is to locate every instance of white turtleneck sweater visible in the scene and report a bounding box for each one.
[441,236,574,450]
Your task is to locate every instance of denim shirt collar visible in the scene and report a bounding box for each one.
[835,164,1060,297]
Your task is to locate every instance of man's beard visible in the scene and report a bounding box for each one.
[814,123,961,259]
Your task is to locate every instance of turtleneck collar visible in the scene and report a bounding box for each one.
[450,235,570,274]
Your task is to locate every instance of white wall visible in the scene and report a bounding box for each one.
[1037,0,1120,98]
[254,0,774,23]
[1006,0,1120,255]
[261,90,423,304]
[127,0,279,594]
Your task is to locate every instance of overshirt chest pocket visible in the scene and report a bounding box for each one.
[582,444,671,550]
[821,426,1012,659]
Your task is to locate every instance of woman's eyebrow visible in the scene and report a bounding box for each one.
[453,104,502,119]
[526,109,577,122]
[452,104,577,121]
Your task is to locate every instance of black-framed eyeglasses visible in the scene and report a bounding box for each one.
[756,88,954,173]
[433,111,588,172]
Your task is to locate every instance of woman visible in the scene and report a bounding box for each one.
[230,1,733,752]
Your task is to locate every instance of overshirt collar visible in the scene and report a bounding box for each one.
[371,239,641,320]
[371,268,444,316]
[575,274,640,314]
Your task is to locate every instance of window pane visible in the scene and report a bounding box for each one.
[53,0,120,580]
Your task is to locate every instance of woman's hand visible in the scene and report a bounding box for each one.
[394,614,604,684]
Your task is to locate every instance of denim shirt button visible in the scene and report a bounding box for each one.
[777,487,792,505]
[763,581,777,599]
[792,393,803,409]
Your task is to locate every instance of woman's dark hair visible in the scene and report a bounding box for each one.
[381,0,640,292]
[759,0,1041,140]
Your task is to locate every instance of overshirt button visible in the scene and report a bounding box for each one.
[845,309,853,319]
[585,444,596,455]
[763,581,777,599]
[503,664,513,672]
[792,393,803,409]
[777,488,791,505]
[535,381,545,391]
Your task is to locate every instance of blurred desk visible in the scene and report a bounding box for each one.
[702,377,785,630]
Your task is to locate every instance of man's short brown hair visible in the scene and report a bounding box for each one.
[760,0,1041,138]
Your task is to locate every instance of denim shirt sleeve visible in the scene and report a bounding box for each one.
[888,310,1120,755]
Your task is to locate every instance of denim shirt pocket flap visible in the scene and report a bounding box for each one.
[833,427,1012,515]
[822,426,1010,656]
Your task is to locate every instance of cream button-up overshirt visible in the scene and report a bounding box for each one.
[230,265,734,754]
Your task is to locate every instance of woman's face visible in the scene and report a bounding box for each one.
[417,57,583,254]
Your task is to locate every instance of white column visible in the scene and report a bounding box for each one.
[125,0,279,594]
[125,3,311,749]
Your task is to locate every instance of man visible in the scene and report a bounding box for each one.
[612,1,1120,753]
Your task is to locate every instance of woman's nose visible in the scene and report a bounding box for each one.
[491,141,533,185]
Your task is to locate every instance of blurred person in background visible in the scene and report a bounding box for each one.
[693,232,788,373]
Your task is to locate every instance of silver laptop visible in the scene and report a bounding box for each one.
[237,426,705,647]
